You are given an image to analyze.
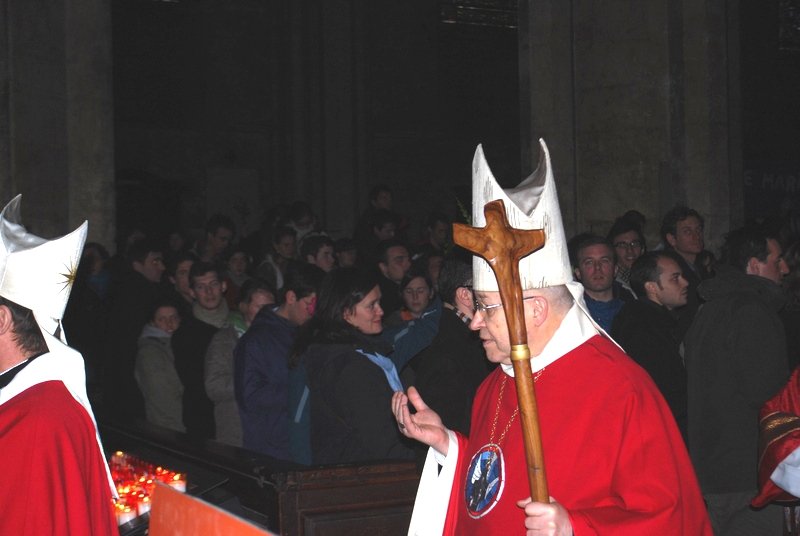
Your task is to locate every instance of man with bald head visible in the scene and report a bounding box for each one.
[392,142,710,535]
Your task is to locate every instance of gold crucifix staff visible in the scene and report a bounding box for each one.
[453,198,549,502]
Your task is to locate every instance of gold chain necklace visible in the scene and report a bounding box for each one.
[465,367,546,518]
[488,367,545,446]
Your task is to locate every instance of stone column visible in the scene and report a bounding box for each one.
[0,1,9,203]
[0,0,114,246]
[65,0,115,247]
[519,0,579,236]
[519,0,741,247]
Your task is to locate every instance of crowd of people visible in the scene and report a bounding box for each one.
[54,171,800,533]
[62,185,466,468]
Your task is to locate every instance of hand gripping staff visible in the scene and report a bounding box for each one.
[453,199,549,502]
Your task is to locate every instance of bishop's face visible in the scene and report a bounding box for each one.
[470,290,512,365]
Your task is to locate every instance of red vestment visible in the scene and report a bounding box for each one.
[753,366,800,507]
[0,380,118,535]
[443,335,711,535]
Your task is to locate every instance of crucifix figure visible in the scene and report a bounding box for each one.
[453,198,549,502]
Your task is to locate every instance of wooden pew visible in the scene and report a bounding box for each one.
[275,462,418,535]
[101,420,419,535]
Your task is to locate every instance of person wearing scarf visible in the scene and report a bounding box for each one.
[298,268,414,464]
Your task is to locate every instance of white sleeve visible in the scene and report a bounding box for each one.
[407,431,459,536]
[771,446,800,498]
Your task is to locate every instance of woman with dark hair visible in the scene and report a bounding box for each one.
[297,268,414,464]
[134,298,185,432]
[381,267,442,371]
[384,269,435,327]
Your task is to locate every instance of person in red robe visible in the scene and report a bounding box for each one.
[0,195,118,535]
[752,366,800,535]
[391,141,712,535]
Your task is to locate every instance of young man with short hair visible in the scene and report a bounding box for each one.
[571,234,633,331]
[171,261,229,438]
[686,226,789,533]
[194,214,236,263]
[376,238,412,316]
[166,252,196,316]
[300,233,336,272]
[607,216,646,293]
[661,206,705,268]
[612,251,690,440]
[234,264,324,461]
[105,237,168,420]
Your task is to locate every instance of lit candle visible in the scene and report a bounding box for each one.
[137,496,151,516]
[168,473,187,492]
[116,503,136,525]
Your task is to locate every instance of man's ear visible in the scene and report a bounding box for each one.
[0,305,14,336]
[378,262,389,278]
[745,257,760,276]
[526,296,549,327]
[644,280,658,299]
[666,233,677,249]
[573,267,581,281]
[455,287,472,309]
[284,289,297,305]
[221,280,228,293]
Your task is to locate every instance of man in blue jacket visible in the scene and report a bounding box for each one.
[234,264,322,460]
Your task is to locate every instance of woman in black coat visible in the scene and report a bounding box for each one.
[295,268,414,464]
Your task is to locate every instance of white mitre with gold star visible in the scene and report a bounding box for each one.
[0,195,87,343]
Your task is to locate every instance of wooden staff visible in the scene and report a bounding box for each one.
[453,199,549,502]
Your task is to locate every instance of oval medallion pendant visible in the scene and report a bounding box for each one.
[464,443,505,518]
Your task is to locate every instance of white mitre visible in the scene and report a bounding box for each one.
[471,139,615,342]
[471,139,572,291]
[0,195,88,344]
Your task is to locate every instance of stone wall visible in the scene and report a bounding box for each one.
[521,0,741,251]
[3,0,797,256]
[0,0,114,246]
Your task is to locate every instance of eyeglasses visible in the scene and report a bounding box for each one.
[474,295,535,314]
[613,240,643,250]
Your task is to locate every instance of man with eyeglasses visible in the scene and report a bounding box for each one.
[393,141,711,535]
[607,216,646,294]
[171,261,230,438]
